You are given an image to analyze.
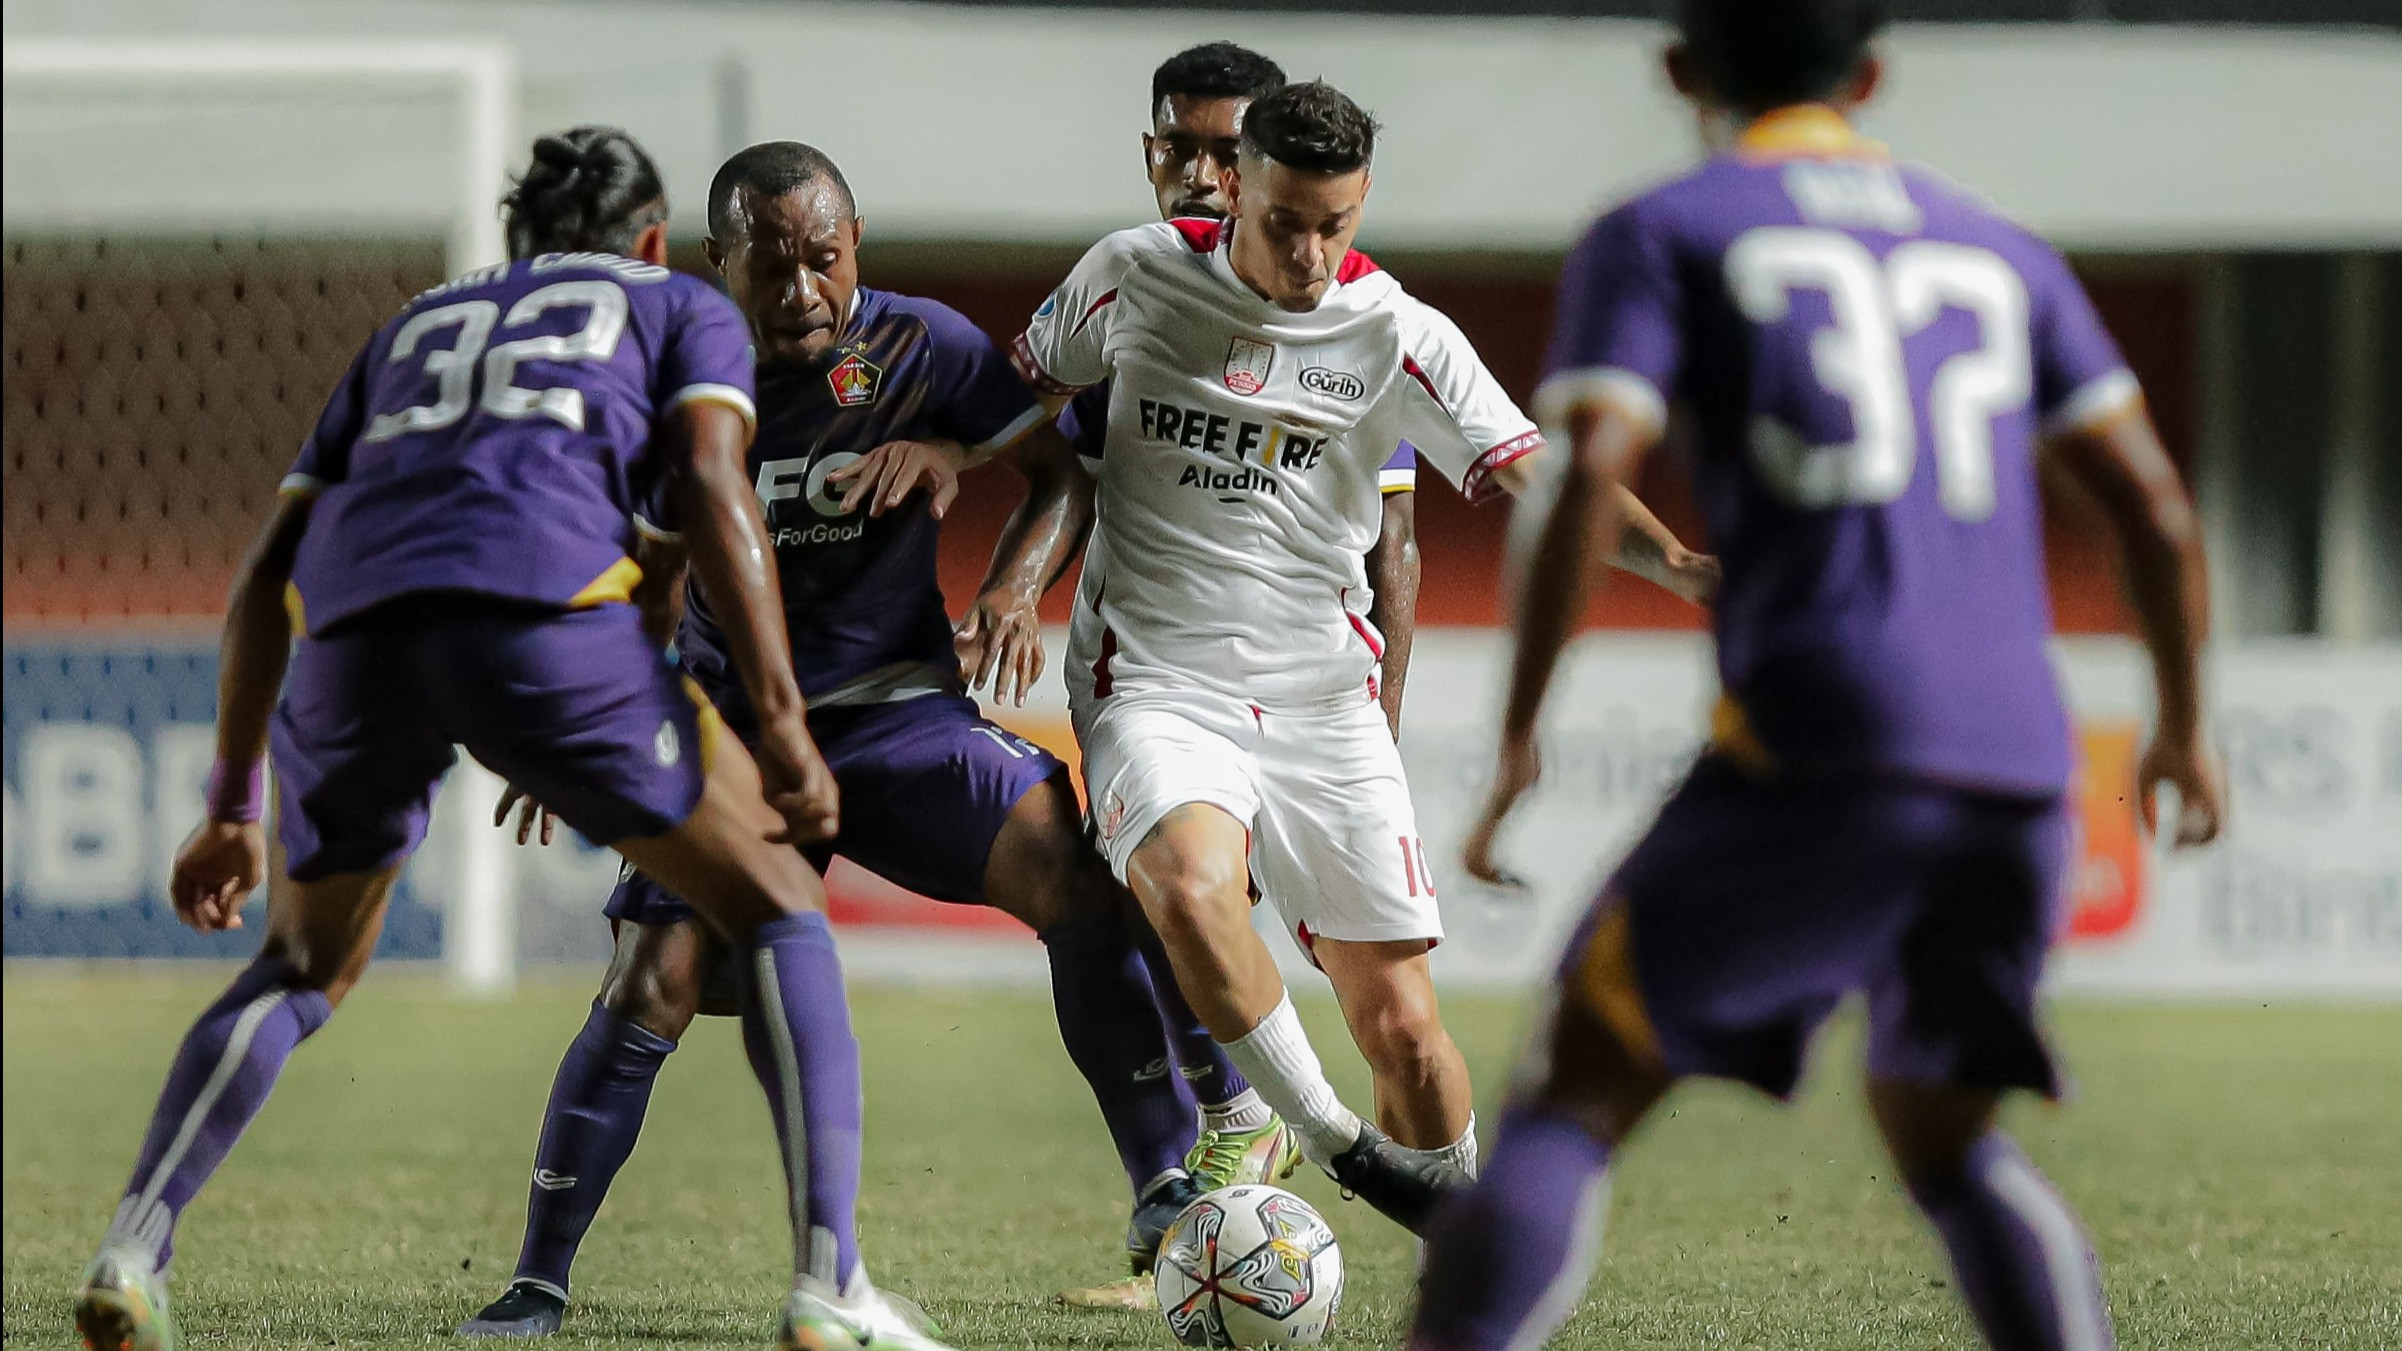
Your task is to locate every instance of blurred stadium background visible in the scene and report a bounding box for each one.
[3,1,2395,993]
[4,5,2399,1349]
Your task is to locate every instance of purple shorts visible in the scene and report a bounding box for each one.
[1564,755,2072,1099]
[272,597,705,882]
[606,692,1060,926]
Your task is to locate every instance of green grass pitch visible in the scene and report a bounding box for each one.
[5,969,2397,1349]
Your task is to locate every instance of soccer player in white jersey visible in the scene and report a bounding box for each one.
[1011,80,1713,1229]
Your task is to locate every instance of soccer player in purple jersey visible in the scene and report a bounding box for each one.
[1412,4,2225,1349]
[72,126,944,1351]
[456,140,1219,1338]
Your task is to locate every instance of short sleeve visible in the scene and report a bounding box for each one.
[2026,245,2141,434]
[1379,296,1543,503]
[1379,442,1418,495]
[1059,383,1112,462]
[1013,227,1154,395]
[1532,203,1683,439]
[282,338,376,495]
[914,301,1045,453]
[655,282,757,432]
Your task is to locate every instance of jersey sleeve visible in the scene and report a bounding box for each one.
[914,301,1045,453]
[2025,244,2141,434]
[1012,226,1156,395]
[1532,203,1681,440]
[281,338,376,496]
[654,281,758,433]
[1381,296,1544,503]
[1380,442,1418,495]
[1058,382,1112,462]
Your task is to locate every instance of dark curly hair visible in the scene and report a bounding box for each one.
[1151,42,1286,112]
[500,125,669,260]
[1679,0,1889,113]
[1238,80,1377,176]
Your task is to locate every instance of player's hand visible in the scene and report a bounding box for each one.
[2137,727,2223,849]
[169,819,266,933]
[1462,729,1542,889]
[493,783,560,846]
[754,712,842,844]
[827,439,968,519]
[955,589,1046,706]
[1665,547,1721,607]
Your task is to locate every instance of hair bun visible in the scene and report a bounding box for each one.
[531,135,583,174]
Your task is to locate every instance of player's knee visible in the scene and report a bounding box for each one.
[1358,994,1452,1087]
[598,927,706,1040]
[1132,858,1247,947]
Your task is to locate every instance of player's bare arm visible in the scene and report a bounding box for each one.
[826,435,972,519]
[665,398,840,843]
[168,491,315,932]
[1463,400,1658,885]
[1606,481,1718,604]
[1366,491,1421,738]
[957,421,1095,706]
[2047,403,2223,846]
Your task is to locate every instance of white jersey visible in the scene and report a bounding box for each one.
[1013,219,1542,713]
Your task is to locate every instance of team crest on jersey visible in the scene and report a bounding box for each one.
[1223,337,1274,397]
[827,352,882,407]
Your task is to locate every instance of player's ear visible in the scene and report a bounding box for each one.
[1846,53,1884,109]
[849,216,864,250]
[633,221,670,268]
[1663,43,1704,102]
[701,233,726,273]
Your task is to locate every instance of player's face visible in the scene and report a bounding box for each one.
[1223,155,1369,313]
[706,181,861,366]
[1143,93,1249,221]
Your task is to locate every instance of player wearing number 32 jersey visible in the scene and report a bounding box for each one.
[1418,3,2222,1350]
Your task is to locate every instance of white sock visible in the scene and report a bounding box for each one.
[1392,1112,1481,1178]
[1218,993,1363,1167]
[1200,1087,1273,1134]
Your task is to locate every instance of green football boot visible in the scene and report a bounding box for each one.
[74,1250,178,1351]
[1184,1114,1303,1192]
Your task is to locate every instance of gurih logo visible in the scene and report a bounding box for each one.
[1299,367,1364,401]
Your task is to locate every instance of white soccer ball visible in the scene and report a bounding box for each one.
[1154,1184,1345,1348]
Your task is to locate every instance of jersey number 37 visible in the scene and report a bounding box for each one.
[1728,228,2030,523]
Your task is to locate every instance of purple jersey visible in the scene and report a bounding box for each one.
[282,253,755,636]
[668,288,1044,706]
[1541,111,2139,796]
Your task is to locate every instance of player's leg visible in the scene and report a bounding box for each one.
[1124,920,1280,1185]
[1409,955,1671,1351]
[452,605,935,1347]
[79,608,446,1351]
[1410,756,1907,1350]
[1310,938,1474,1164]
[1867,791,2112,1351]
[1084,695,1445,1230]
[459,897,709,1337]
[1252,702,1472,1169]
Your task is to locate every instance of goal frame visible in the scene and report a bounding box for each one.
[2,36,524,996]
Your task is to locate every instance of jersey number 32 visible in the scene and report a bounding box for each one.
[361,279,630,443]
[1728,228,2030,523]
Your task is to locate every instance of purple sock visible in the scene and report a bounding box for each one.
[1410,1105,1613,1351]
[510,1003,676,1295]
[1130,915,1250,1109]
[102,956,333,1270]
[738,912,864,1290]
[1908,1133,2116,1351]
[1042,918,1197,1194]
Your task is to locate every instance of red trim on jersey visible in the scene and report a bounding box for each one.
[1401,354,1441,405]
[1009,332,1083,397]
[1462,430,1547,503]
[1293,920,1434,973]
[1091,625,1118,699]
[1169,217,1224,252]
[1341,592,1385,660]
[1335,247,1381,284]
[1074,289,1119,333]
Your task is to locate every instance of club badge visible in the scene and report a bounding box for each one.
[1223,337,1274,397]
[828,352,882,407]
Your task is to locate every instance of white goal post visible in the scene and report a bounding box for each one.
[3,36,525,996]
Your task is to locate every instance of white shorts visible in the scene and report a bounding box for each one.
[1074,690,1442,949]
